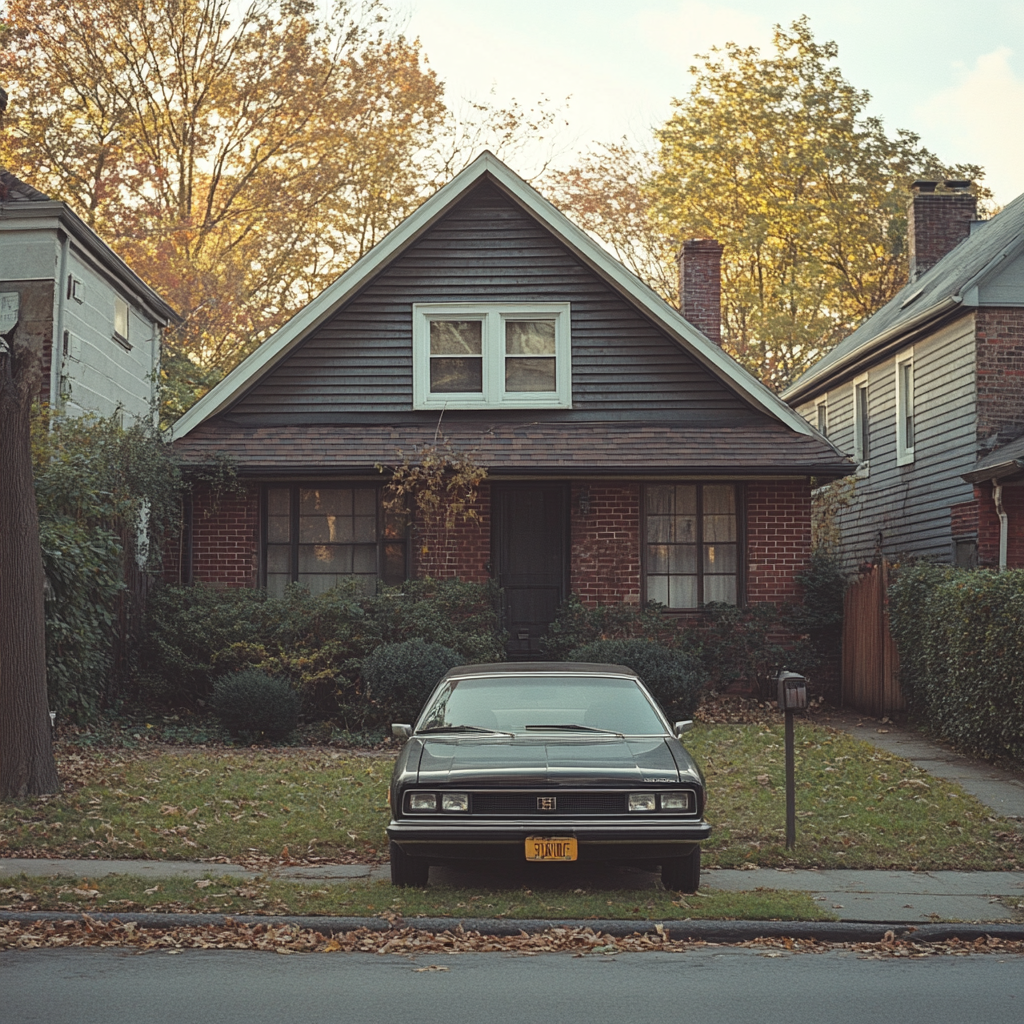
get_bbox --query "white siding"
[978,250,1024,306]
[798,315,977,567]
[0,230,58,280]
[59,247,158,424]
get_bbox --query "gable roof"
[168,151,824,443]
[783,190,1024,405]
[0,168,51,203]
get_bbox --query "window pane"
[267,515,290,543]
[354,515,376,543]
[505,320,555,355]
[646,485,672,515]
[266,574,291,598]
[430,357,483,393]
[704,575,737,605]
[704,514,736,542]
[669,576,698,609]
[298,544,352,573]
[382,542,407,585]
[672,516,697,543]
[670,545,698,574]
[266,545,291,573]
[672,486,697,515]
[704,543,737,574]
[352,544,377,573]
[648,544,669,573]
[505,357,556,392]
[430,320,482,355]
[301,488,351,516]
[647,515,670,543]
[703,485,735,515]
[647,575,669,606]
[267,488,290,516]
[353,488,376,515]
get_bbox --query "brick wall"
[745,480,813,604]
[570,483,641,605]
[950,498,979,539]
[972,482,1024,569]
[975,307,1024,443]
[412,484,491,582]
[163,483,259,587]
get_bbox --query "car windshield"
[416,676,667,736]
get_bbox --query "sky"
[388,0,1024,206]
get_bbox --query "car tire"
[661,846,700,893]
[390,839,430,887]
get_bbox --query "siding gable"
[228,183,754,421]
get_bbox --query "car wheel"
[661,846,700,893]
[390,839,430,887]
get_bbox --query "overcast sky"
[390,0,1024,206]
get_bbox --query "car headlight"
[660,792,693,812]
[628,793,657,812]
[407,792,438,812]
[442,792,469,812]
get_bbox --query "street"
[2,947,1021,1024]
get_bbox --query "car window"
[417,676,667,735]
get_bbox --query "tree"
[548,19,987,391]
[0,0,448,420]
[0,301,62,799]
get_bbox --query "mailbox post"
[776,670,808,850]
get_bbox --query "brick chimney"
[678,238,723,346]
[908,180,977,281]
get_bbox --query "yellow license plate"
[525,836,577,862]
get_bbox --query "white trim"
[895,349,915,466]
[852,372,870,474]
[168,151,826,443]
[814,395,829,438]
[412,302,571,410]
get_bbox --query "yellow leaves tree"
[549,18,987,391]
[0,0,448,420]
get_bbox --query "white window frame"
[114,296,131,348]
[412,302,571,410]
[852,372,870,475]
[895,349,915,466]
[814,395,829,437]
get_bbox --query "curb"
[4,911,1024,943]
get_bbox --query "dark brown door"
[493,485,568,659]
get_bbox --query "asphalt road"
[2,948,1022,1024]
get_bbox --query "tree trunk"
[0,324,61,798]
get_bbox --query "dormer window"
[413,303,571,410]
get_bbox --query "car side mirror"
[674,720,694,737]
[392,723,412,739]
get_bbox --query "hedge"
[889,563,1024,760]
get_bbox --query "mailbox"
[777,670,808,711]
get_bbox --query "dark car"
[386,662,710,892]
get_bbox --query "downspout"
[51,232,71,409]
[992,479,1008,572]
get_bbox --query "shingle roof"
[0,168,51,203]
[172,419,850,477]
[963,434,1024,483]
[783,190,1024,404]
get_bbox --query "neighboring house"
[167,152,849,656]
[783,181,1024,572]
[0,168,178,424]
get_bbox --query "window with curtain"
[644,484,740,609]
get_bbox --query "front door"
[492,485,568,659]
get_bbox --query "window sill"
[112,332,132,352]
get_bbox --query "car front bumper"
[387,817,712,863]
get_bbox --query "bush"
[541,595,688,660]
[362,639,465,723]
[889,564,1024,760]
[566,638,706,719]
[210,669,300,741]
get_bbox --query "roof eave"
[963,459,1024,484]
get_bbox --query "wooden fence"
[841,561,905,717]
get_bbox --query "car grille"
[471,792,629,816]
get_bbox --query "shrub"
[210,669,300,741]
[889,563,1024,760]
[362,639,465,723]
[566,638,706,719]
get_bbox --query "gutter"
[50,231,70,408]
[963,458,1024,484]
[993,480,1009,572]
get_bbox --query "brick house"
[168,152,848,655]
[783,181,1024,572]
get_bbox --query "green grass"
[1,721,1021,875]
[0,873,832,922]
[688,722,1024,870]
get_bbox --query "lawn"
[1,720,1020,876]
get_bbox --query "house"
[167,152,849,656]
[783,181,1024,572]
[0,168,178,424]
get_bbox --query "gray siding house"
[782,182,1024,571]
[0,169,178,424]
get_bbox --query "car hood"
[414,735,682,786]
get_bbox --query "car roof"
[441,662,639,680]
